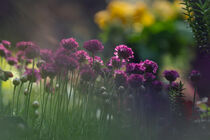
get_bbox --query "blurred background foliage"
[95,0,194,73]
[0,0,194,72]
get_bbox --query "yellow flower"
[140,12,155,26]
[132,2,155,31]
[152,1,177,21]
[108,1,135,24]
[133,2,148,22]
[94,10,111,29]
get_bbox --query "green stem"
[16,83,23,115]
[192,86,197,113]
[12,86,17,116]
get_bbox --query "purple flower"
[127,74,144,88]
[25,44,40,59]
[24,68,40,82]
[152,80,163,92]
[54,54,70,68]
[67,57,78,71]
[88,56,103,65]
[2,40,11,49]
[0,44,7,57]
[7,57,18,66]
[16,41,34,51]
[75,50,89,63]
[108,56,122,69]
[16,51,25,62]
[143,60,158,74]
[189,70,201,84]
[60,37,79,51]
[80,68,96,81]
[40,49,54,63]
[126,63,145,74]
[88,56,104,72]
[114,70,128,87]
[83,39,104,54]
[40,63,56,79]
[163,70,179,82]
[114,45,134,61]
[144,72,156,82]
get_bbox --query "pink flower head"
[163,70,179,82]
[80,68,96,81]
[2,40,11,49]
[16,41,35,51]
[128,74,144,88]
[189,70,201,84]
[83,39,104,54]
[108,56,122,69]
[40,49,54,63]
[114,45,134,61]
[16,51,25,62]
[60,37,79,52]
[88,56,104,72]
[40,63,56,79]
[0,44,8,57]
[144,72,156,82]
[55,47,72,56]
[75,50,89,63]
[88,56,103,65]
[67,57,79,71]
[54,54,70,68]
[126,63,145,74]
[25,43,40,59]
[7,57,18,66]
[24,68,40,82]
[143,59,158,74]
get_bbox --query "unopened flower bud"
[13,78,20,86]
[118,86,125,93]
[32,101,39,109]
[24,89,29,96]
[55,84,59,89]
[20,75,28,83]
[100,86,106,93]
[34,110,39,117]
[101,91,108,98]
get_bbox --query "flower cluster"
[0,38,202,140]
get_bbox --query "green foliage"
[182,0,210,51]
